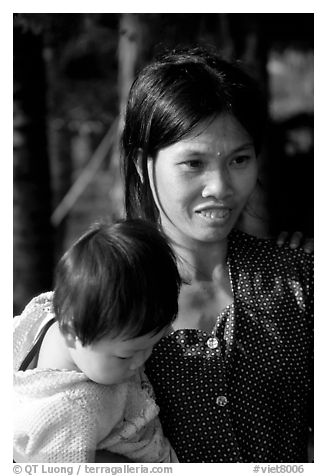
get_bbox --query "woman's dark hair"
[53,219,181,346]
[122,46,267,222]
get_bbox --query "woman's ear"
[137,149,155,188]
[136,148,158,210]
[147,155,154,186]
[147,155,160,210]
[136,149,144,183]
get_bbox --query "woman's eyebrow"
[176,143,254,157]
[175,148,209,158]
[231,143,254,153]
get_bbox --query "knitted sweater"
[13,292,177,463]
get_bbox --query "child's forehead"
[120,329,165,348]
[96,328,166,352]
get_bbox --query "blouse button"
[216,395,228,406]
[207,337,219,349]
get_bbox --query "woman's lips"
[198,208,229,219]
[195,207,231,222]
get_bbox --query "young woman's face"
[69,328,167,385]
[147,114,258,246]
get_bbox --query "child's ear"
[64,332,77,349]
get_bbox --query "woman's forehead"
[159,116,254,157]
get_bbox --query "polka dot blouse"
[145,230,313,463]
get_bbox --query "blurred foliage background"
[13,13,313,314]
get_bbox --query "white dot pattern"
[145,230,313,463]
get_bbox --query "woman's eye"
[117,356,131,360]
[182,159,203,169]
[231,156,251,167]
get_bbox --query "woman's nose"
[201,169,233,200]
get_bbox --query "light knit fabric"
[13,292,177,463]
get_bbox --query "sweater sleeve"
[100,414,178,463]
[14,392,98,463]
[98,372,178,463]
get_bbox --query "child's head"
[53,219,181,384]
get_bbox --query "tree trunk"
[118,13,144,125]
[13,23,54,314]
[106,13,144,221]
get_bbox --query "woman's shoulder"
[229,229,313,270]
[229,229,313,293]
[228,230,313,312]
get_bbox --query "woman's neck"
[173,238,228,284]
[171,238,233,332]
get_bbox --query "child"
[14,219,181,463]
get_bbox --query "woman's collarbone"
[177,282,233,332]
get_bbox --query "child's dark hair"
[53,219,181,346]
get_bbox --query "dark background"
[13,13,314,314]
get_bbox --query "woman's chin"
[193,223,234,244]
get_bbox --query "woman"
[121,47,313,463]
